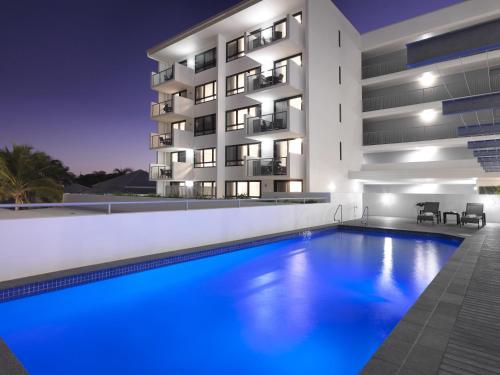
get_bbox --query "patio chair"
[461,203,486,228]
[417,202,441,224]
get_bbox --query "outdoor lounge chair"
[461,203,486,228]
[417,202,441,224]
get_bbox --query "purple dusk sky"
[0,0,463,174]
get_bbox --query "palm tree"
[113,167,134,176]
[0,145,65,206]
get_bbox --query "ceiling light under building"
[419,72,436,87]
[419,109,438,123]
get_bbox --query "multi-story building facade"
[147,0,362,206]
[148,0,500,207]
[355,0,500,196]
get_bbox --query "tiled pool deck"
[0,217,498,374]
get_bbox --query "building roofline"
[146,0,262,57]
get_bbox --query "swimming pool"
[0,228,460,374]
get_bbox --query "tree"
[0,145,66,206]
[113,167,133,175]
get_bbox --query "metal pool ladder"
[361,206,369,225]
[334,204,343,224]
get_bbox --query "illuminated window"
[226,36,245,62]
[226,143,261,166]
[274,180,303,193]
[226,181,261,198]
[195,48,216,73]
[194,148,216,168]
[293,12,302,24]
[226,105,260,131]
[226,68,260,96]
[195,81,217,104]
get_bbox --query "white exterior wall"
[305,0,363,216]
[0,202,336,283]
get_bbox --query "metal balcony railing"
[151,100,173,117]
[247,157,288,176]
[363,75,500,112]
[150,134,173,149]
[151,66,174,87]
[247,111,288,134]
[247,66,287,92]
[363,124,458,145]
[362,53,408,79]
[247,22,287,51]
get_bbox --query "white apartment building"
[147,0,500,216]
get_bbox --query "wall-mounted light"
[419,109,437,123]
[419,72,436,87]
[185,180,194,188]
[328,182,336,192]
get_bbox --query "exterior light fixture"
[419,109,437,123]
[419,72,436,87]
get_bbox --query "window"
[226,68,260,96]
[226,36,245,62]
[171,120,186,131]
[195,81,217,104]
[194,114,216,136]
[179,59,188,66]
[226,143,261,166]
[340,141,342,161]
[274,53,302,69]
[274,95,303,113]
[293,12,302,24]
[226,105,260,131]
[225,181,261,198]
[248,19,287,51]
[195,48,216,73]
[339,103,342,123]
[194,148,216,168]
[274,180,303,193]
[171,151,186,163]
[339,66,342,85]
[194,181,216,198]
[338,30,341,47]
[274,138,303,158]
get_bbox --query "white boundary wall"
[0,202,347,283]
[363,193,500,223]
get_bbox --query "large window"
[195,48,216,73]
[194,181,216,198]
[225,143,261,166]
[195,81,217,104]
[274,180,303,193]
[171,120,186,131]
[225,181,261,198]
[274,138,303,157]
[274,53,302,69]
[170,151,186,163]
[226,68,260,96]
[274,95,303,113]
[194,114,216,136]
[226,36,245,62]
[194,148,216,168]
[226,105,260,131]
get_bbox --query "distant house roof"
[89,170,156,194]
[64,183,91,194]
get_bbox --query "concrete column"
[216,34,227,198]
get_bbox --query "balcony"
[151,62,194,94]
[245,61,304,102]
[363,75,500,112]
[245,154,304,179]
[150,128,193,151]
[246,107,305,141]
[245,15,304,64]
[149,162,193,181]
[151,95,193,122]
[363,124,458,146]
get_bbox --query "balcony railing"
[247,111,288,134]
[362,53,408,79]
[151,100,173,117]
[150,165,172,180]
[247,22,287,51]
[247,66,287,92]
[363,124,458,145]
[247,157,288,176]
[150,134,173,149]
[151,66,174,87]
[363,75,500,112]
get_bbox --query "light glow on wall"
[328,182,336,192]
[419,109,437,123]
[381,193,395,206]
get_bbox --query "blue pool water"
[0,229,460,374]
